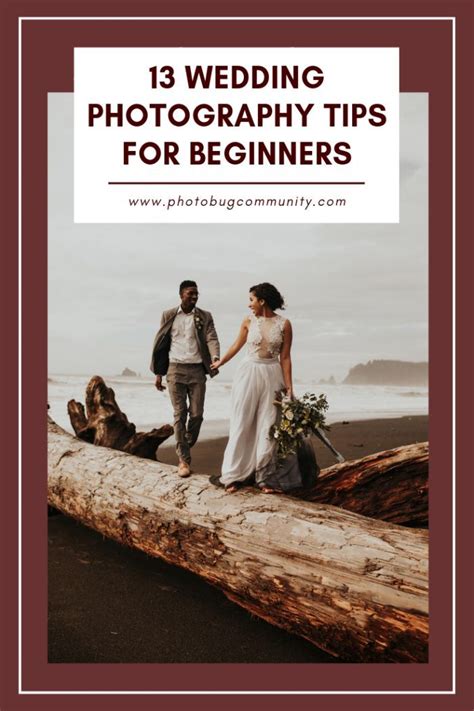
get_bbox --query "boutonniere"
[194,314,203,331]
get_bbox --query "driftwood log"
[68,376,428,528]
[48,417,428,662]
[67,375,173,459]
[297,443,428,528]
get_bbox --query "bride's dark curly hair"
[249,282,286,311]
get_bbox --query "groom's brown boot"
[178,460,191,478]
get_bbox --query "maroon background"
[1,1,473,709]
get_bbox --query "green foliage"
[270,392,330,461]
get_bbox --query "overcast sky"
[48,93,427,381]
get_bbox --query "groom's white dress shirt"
[168,307,202,364]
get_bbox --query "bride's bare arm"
[210,318,249,369]
[279,319,294,398]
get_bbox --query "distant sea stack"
[121,367,137,377]
[343,360,428,386]
[318,376,337,385]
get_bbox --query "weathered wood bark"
[67,375,173,459]
[48,418,428,662]
[296,443,428,528]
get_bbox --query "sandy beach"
[48,414,428,663]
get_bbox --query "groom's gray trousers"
[166,362,206,464]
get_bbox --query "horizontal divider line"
[108,181,366,185]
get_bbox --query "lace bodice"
[246,314,286,359]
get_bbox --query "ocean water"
[48,373,428,439]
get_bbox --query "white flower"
[286,411,294,421]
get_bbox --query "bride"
[211,282,305,494]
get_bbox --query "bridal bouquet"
[270,392,329,462]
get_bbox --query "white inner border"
[18,14,456,697]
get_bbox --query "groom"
[150,280,220,477]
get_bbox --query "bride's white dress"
[220,314,303,490]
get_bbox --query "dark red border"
[1,1,473,709]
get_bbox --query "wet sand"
[48,415,428,663]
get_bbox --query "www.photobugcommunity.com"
[128,195,348,211]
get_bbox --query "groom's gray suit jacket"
[150,306,220,377]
